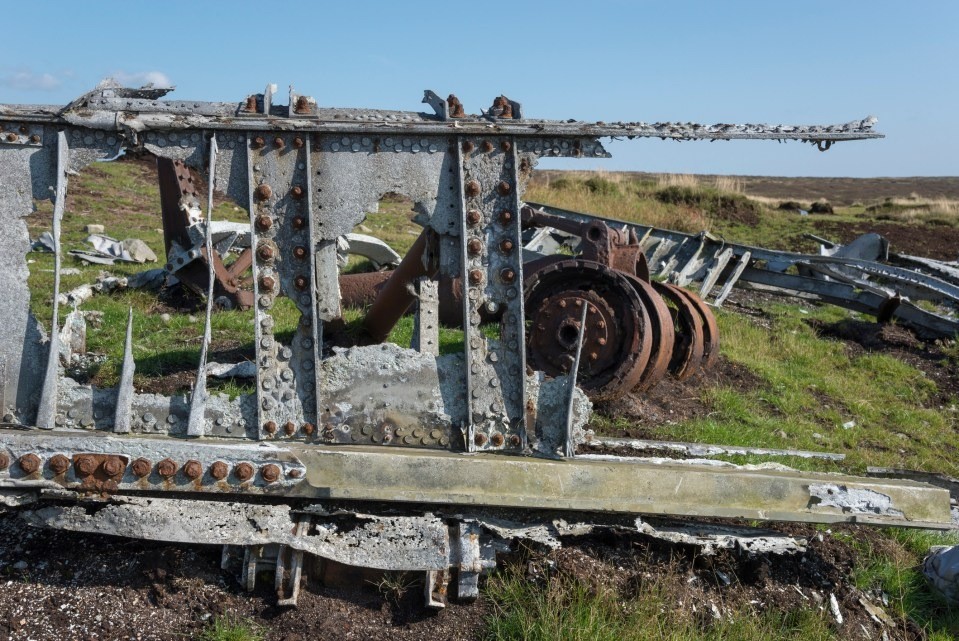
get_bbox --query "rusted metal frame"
[36,131,69,429]
[187,134,218,437]
[564,303,589,457]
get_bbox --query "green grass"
[485,564,838,641]
[196,615,263,641]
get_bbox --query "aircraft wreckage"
[0,82,952,606]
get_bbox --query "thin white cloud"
[109,70,173,88]
[0,70,62,91]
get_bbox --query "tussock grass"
[197,615,264,641]
[864,196,959,227]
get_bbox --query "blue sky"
[1,1,955,177]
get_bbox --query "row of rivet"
[0,452,294,483]
[1,123,43,146]
[321,420,451,448]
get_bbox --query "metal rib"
[113,307,135,433]
[36,131,69,429]
[187,134,218,437]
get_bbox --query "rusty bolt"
[234,462,254,482]
[0,452,10,470]
[252,136,266,149]
[48,454,70,475]
[5,133,17,143]
[288,469,302,479]
[293,246,307,260]
[210,461,228,480]
[499,239,514,253]
[29,134,41,144]
[481,140,494,153]
[183,460,203,480]
[291,185,304,199]
[244,95,258,113]
[131,458,152,478]
[498,209,513,224]
[302,422,315,436]
[501,140,512,152]
[462,141,475,153]
[466,209,482,226]
[260,275,276,291]
[284,420,296,436]
[261,464,280,483]
[589,352,599,361]
[292,136,305,149]
[255,183,273,201]
[465,180,481,198]
[291,216,306,230]
[102,457,124,478]
[467,238,484,256]
[497,181,512,196]
[273,136,285,150]
[75,454,98,477]
[558,300,568,308]
[500,268,516,283]
[18,454,40,475]
[491,433,505,447]
[263,420,277,434]
[474,433,488,447]
[597,320,607,329]
[509,434,521,447]
[156,458,178,479]
[293,275,308,290]
[255,214,273,231]
[294,95,311,114]
[468,269,484,285]
[257,243,275,262]
[598,337,607,346]
[19,126,27,134]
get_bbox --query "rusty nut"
[156,458,178,479]
[498,209,513,225]
[500,268,516,283]
[468,269,484,285]
[102,457,125,478]
[273,136,285,150]
[293,246,308,260]
[48,454,70,475]
[302,422,315,436]
[497,181,512,196]
[263,421,277,435]
[255,214,273,232]
[291,185,304,199]
[284,421,296,436]
[474,433,488,447]
[462,141,475,153]
[465,180,481,198]
[466,209,482,226]
[499,239,514,253]
[292,136,305,148]
[260,275,276,291]
[500,140,512,152]
[183,460,203,480]
[256,243,275,262]
[481,140,494,153]
[252,135,265,148]
[210,461,229,480]
[490,433,505,447]
[467,238,484,256]
[292,216,306,230]
[293,275,308,290]
[0,452,10,470]
[131,458,152,478]
[255,183,273,201]
[74,454,98,477]
[234,462,254,482]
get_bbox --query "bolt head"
[500,268,516,283]
[49,454,70,475]
[509,434,521,447]
[293,246,307,260]
[234,462,254,482]
[101,457,124,478]
[499,239,514,253]
[29,134,41,144]
[260,275,276,291]
[291,185,304,199]
[75,454,97,477]
[497,181,512,196]
[468,269,484,285]
[261,464,281,483]
[474,433,488,447]
[210,461,228,480]
[465,180,481,198]
[252,136,265,148]
[466,210,482,226]
[500,140,512,152]
[284,421,296,436]
[183,460,203,480]
[292,136,305,148]
[292,216,306,230]
[498,210,513,225]
[256,243,275,262]
[156,458,178,479]
[467,238,484,256]
[481,140,494,153]
[263,420,277,434]
[462,141,475,153]
[273,137,285,149]
[490,433,505,447]
[293,275,308,290]
[288,469,302,479]
[6,133,17,143]
[302,422,315,436]
[0,452,10,470]
[255,184,273,201]
[255,215,273,231]
[131,458,152,478]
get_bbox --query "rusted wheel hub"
[652,281,706,381]
[523,259,652,401]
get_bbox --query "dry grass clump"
[864,196,959,227]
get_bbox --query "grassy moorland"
[25,157,959,640]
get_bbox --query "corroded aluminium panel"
[290,445,954,529]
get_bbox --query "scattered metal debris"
[0,81,949,608]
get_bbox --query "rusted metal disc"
[523,259,652,401]
[623,275,675,391]
[673,287,720,372]
[651,281,706,381]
